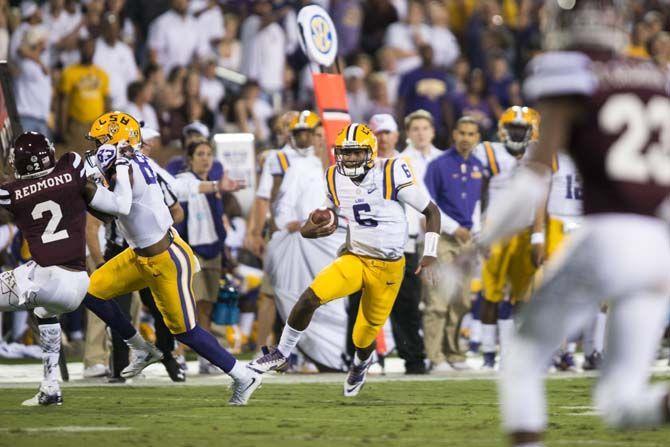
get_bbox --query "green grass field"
[1,377,669,447]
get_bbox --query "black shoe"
[405,362,427,375]
[107,376,127,384]
[583,351,603,371]
[163,356,186,382]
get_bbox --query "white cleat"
[247,346,289,374]
[228,369,263,406]
[121,344,163,378]
[343,357,373,397]
[22,383,62,406]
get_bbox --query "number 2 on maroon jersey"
[31,200,69,244]
[600,94,670,185]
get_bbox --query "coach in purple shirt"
[421,116,483,372]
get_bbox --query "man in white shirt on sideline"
[13,26,52,137]
[148,0,199,74]
[369,113,429,374]
[10,2,48,66]
[93,13,140,109]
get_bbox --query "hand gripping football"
[310,208,337,227]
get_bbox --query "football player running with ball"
[249,123,441,396]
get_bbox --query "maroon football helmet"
[10,132,56,179]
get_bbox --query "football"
[310,208,336,227]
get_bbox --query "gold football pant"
[88,232,199,334]
[310,253,405,349]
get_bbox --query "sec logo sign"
[310,15,333,54]
[298,5,338,66]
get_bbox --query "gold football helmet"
[497,106,540,156]
[334,123,377,177]
[289,110,321,132]
[87,111,142,149]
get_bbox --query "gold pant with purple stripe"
[88,231,199,334]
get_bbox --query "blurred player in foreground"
[454,1,670,445]
[249,123,441,396]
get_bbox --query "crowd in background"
[1,0,670,376]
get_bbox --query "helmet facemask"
[500,122,532,156]
[290,128,315,156]
[335,145,373,177]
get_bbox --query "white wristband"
[530,232,545,245]
[423,232,439,258]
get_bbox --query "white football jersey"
[325,157,430,260]
[256,145,312,200]
[473,141,526,211]
[548,152,583,219]
[117,153,174,249]
[273,154,326,230]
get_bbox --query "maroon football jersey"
[525,51,670,216]
[0,152,88,270]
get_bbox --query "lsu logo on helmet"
[87,111,142,149]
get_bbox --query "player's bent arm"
[86,165,133,216]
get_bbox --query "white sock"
[228,360,251,381]
[594,311,607,353]
[277,324,303,357]
[498,319,515,365]
[125,333,148,350]
[39,323,61,384]
[239,312,255,337]
[482,323,497,354]
[470,319,482,344]
[13,310,28,342]
[566,341,577,354]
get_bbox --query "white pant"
[500,214,670,432]
[0,261,90,319]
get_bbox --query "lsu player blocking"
[472,106,541,369]
[249,123,441,395]
[81,111,261,405]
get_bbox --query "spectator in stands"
[397,45,455,146]
[239,0,286,97]
[361,0,398,55]
[376,46,401,105]
[365,73,394,120]
[233,80,273,144]
[218,13,242,71]
[200,57,225,115]
[10,1,45,64]
[191,0,225,60]
[42,0,81,68]
[344,66,370,123]
[14,26,51,137]
[106,0,136,46]
[125,80,159,131]
[627,20,652,59]
[427,0,460,69]
[485,52,521,118]
[384,0,431,74]
[148,0,199,73]
[93,12,139,109]
[332,0,363,58]
[423,116,483,372]
[450,68,494,139]
[57,35,110,152]
[649,31,670,69]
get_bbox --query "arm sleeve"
[256,152,278,200]
[396,182,430,214]
[88,165,133,216]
